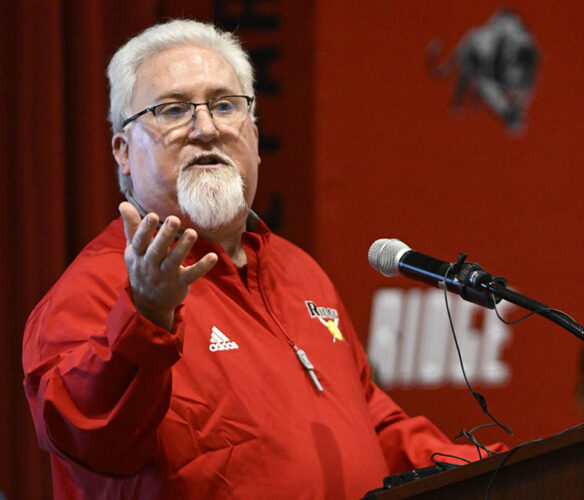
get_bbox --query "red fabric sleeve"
[368,383,507,472]
[22,250,183,476]
[339,298,507,474]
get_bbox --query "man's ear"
[252,123,261,166]
[112,132,130,175]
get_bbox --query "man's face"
[112,44,260,231]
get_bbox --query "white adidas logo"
[209,326,239,352]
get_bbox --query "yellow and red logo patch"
[305,300,344,342]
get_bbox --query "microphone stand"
[481,280,584,342]
[453,252,584,342]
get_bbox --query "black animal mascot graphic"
[427,9,539,132]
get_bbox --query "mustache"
[180,150,237,170]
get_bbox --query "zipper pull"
[295,347,324,392]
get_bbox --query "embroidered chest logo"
[304,301,344,342]
[209,326,239,351]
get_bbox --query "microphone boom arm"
[480,280,584,342]
[431,251,584,342]
[451,253,584,342]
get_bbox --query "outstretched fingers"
[132,214,160,256]
[145,216,181,263]
[118,204,218,329]
[160,227,198,272]
[119,201,144,245]
[179,252,218,285]
[136,218,219,284]
[119,201,160,256]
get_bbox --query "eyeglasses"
[122,95,254,130]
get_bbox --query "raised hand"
[119,201,218,330]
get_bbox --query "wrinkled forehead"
[131,44,242,108]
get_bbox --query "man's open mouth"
[183,152,233,169]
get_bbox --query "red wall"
[313,0,584,447]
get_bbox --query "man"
[23,19,504,499]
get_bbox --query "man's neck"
[196,220,248,267]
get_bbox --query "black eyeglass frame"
[121,94,254,128]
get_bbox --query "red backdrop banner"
[313,0,584,449]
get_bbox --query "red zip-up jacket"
[23,216,504,499]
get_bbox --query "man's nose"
[188,108,219,142]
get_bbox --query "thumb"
[119,201,142,244]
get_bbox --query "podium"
[368,424,584,499]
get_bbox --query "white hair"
[107,19,255,194]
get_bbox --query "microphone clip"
[450,254,508,309]
[451,253,469,276]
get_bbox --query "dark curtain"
[2,0,314,496]
[1,2,213,497]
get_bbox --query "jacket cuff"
[106,287,184,370]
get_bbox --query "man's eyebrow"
[155,87,241,102]
[155,91,190,102]
[207,87,240,98]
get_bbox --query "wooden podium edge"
[370,423,584,499]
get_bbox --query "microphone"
[368,238,507,308]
